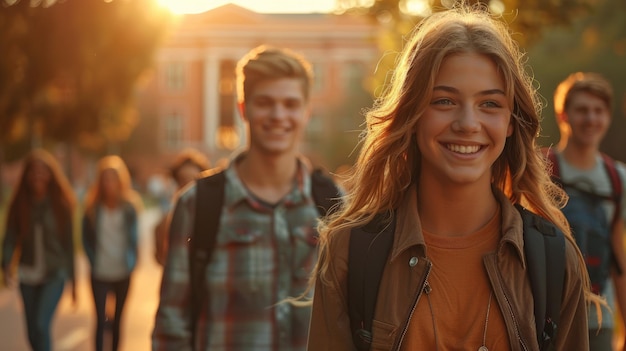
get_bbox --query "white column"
[203,55,220,153]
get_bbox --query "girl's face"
[415,52,513,188]
[28,159,52,199]
[101,168,122,203]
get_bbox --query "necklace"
[478,292,493,351]
[426,283,493,351]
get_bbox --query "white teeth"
[266,127,288,134]
[447,144,480,154]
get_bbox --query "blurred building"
[127,4,380,182]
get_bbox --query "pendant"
[478,347,488,351]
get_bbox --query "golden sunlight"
[156,0,335,14]
[156,0,223,14]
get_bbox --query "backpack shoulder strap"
[348,213,395,350]
[516,204,565,351]
[600,153,623,223]
[310,168,341,217]
[189,169,226,348]
[600,153,624,276]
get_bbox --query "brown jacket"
[308,187,589,351]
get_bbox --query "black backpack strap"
[311,168,341,217]
[348,213,395,350]
[186,168,337,347]
[189,170,226,349]
[516,204,565,351]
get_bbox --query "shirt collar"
[223,154,313,210]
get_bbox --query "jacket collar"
[389,184,526,267]
[389,184,425,262]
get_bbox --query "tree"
[527,0,626,162]
[0,0,172,160]
[334,0,596,94]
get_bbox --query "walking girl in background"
[82,155,142,351]
[308,5,593,351]
[1,149,76,351]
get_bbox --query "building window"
[343,61,364,90]
[164,112,184,149]
[219,60,236,128]
[165,62,185,91]
[312,62,324,92]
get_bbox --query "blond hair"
[236,45,313,103]
[553,72,613,148]
[84,155,143,218]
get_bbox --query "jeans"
[90,275,131,351]
[19,275,65,351]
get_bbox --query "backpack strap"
[187,168,340,348]
[347,206,566,351]
[549,150,623,276]
[348,213,395,350]
[189,170,226,349]
[311,168,342,217]
[600,153,624,276]
[548,149,621,216]
[600,153,623,228]
[516,204,565,351]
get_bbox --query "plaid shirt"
[153,159,321,351]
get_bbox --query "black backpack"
[547,150,623,295]
[187,168,340,349]
[348,205,565,351]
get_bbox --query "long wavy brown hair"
[84,155,142,220]
[314,4,597,307]
[7,149,76,243]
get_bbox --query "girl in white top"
[82,155,142,351]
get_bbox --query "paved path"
[0,208,163,351]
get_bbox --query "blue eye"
[481,101,501,108]
[432,98,453,105]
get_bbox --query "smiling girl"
[307,5,592,351]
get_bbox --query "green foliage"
[335,0,596,94]
[0,0,172,158]
[334,0,625,162]
[527,0,626,161]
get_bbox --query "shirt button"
[409,257,418,267]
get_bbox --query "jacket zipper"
[495,259,529,351]
[394,260,432,351]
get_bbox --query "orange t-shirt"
[401,209,511,351]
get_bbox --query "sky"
[156,0,338,14]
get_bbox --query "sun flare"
[156,0,336,14]
[156,0,226,14]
